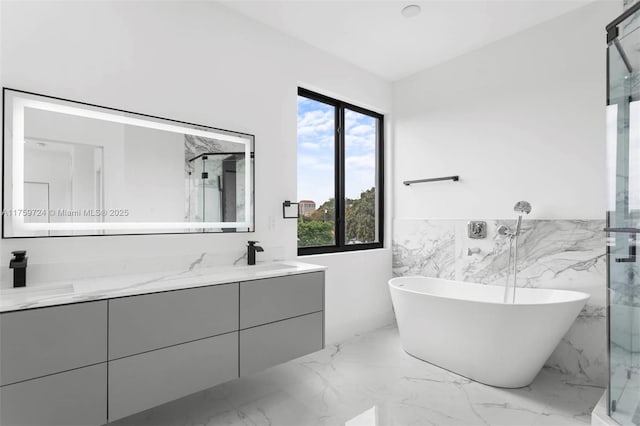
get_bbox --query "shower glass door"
[191,155,223,223]
[607,5,640,424]
[187,153,245,228]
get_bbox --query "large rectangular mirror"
[2,88,254,237]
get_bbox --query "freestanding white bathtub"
[389,276,589,388]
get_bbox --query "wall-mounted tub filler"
[467,247,481,256]
[497,201,532,304]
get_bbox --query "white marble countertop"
[0,261,327,313]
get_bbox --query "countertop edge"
[0,261,328,313]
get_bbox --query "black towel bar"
[403,176,459,186]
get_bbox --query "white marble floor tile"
[111,325,604,426]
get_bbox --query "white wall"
[24,148,72,218]
[393,1,620,221]
[391,1,621,386]
[23,107,186,223]
[122,126,184,222]
[0,1,394,343]
[22,106,127,228]
[71,144,98,215]
[301,249,394,346]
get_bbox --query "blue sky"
[297,96,377,206]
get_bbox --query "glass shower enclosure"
[187,153,246,229]
[607,4,640,424]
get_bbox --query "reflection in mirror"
[3,89,254,237]
[185,136,247,228]
[23,138,104,236]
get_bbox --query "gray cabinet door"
[240,312,323,376]
[109,283,239,359]
[108,331,238,422]
[0,363,107,426]
[240,272,324,329]
[0,301,107,386]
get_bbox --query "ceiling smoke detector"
[401,4,421,18]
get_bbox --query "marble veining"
[110,325,604,426]
[393,218,607,386]
[184,135,249,223]
[0,260,326,313]
[185,135,244,164]
[458,221,605,293]
[392,220,456,279]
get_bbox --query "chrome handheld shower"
[499,201,532,304]
[513,201,531,236]
[513,200,532,214]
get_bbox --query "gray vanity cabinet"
[239,271,325,376]
[108,332,238,421]
[240,312,323,376]
[108,283,239,359]
[0,301,107,386]
[0,301,108,426]
[107,282,239,421]
[0,269,325,425]
[240,271,324,328]
[0,363,107,426]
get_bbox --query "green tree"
[297,218,334,247]
[346,188,376,243]
[297,188,376,247]
[308,198,335,223]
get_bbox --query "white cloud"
[297,97,380,203]
[344,111,376,150]
[344,110,361,131]
[299,142,321,150]
[299,134,334,150]
[346,154,376,172]
[299,154,333,171]
[349,124,374,136]
[297,97,312,107]
[298,109,333,129]
[297,108,335,150]
[346,134,375,150]
[345,154,377,199]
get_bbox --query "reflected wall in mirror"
[2,88,255,237]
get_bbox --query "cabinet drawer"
[108,331,238,422]
[0,363,107,426]
[0,301,107,386]
[240,272,324,329]
[240,312,323,376]
[109,283,238,359]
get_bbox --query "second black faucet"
[9,250,28,287]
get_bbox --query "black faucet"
[9,250,28,288]
[247,241,264,265]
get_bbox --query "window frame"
[297,87,384,255]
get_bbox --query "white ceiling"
[220,0,595,81]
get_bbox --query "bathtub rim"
[389,276,590,307]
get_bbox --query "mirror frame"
[2,88,255,238]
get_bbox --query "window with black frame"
[297,88,384,255]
